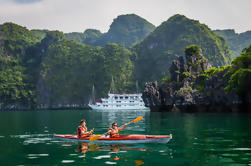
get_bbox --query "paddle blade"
[132,116,143,123]
[89,135,102,141]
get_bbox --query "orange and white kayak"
[53,134,172,144]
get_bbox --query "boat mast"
[109,76,117,94]
[91,84,96,104]
[136,80,139,93]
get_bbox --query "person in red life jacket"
[106,122,127,138]
[77,120,94,138]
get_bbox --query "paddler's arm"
[82,128,94,135]
[81,131,89,134]
[105,129,112,136]
[118,124,127,131]
[88,128,94,135]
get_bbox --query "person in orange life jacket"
[77,120,94,138]
[106,122,127,138]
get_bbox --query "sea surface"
[0,109,251,166]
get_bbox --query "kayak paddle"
[89,116,143,142]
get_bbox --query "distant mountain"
[82,29,103,45]
[64,32,85,43]
[65,29,102,45]
[31,29,48,41]
[65,14,155,47]
[95,14,155,47]
[214,29,251,58]
[132,14,232,84]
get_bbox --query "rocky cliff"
[143,45,251,112]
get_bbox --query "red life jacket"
[77,126,87,138]
[108,127,119,138]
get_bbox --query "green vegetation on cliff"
[38,36,134,105]
[0,22,38,58]
[0,58,36,108]
[133,14,232,84]
[185,45,202,56]
[0,23,136,108]
[191,45,251,102]
[0,23,39,108]
[225,45,251,97]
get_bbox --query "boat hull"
[53,134,172,144]
[89,104,149,110]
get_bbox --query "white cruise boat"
[88,93,148,110]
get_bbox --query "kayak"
[53,134,172,144]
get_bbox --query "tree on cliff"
[184,45,202,56]
[225,45,251,107]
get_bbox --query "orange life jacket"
[109,127,120,138]
[77,126,88,138]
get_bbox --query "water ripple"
[233,148,251,151]
[61,160,75,163]
[105,161,117,165]
[94,155,111,159]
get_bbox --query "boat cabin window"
[114,96,118,100]
[120,96,123,99]
[125,96,128,99]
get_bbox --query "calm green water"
[0,110,251,166]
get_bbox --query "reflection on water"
[74,142,152,164]
[76,142,150,154]
[77,143,99,153]
[0,110,251,165]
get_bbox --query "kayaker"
[77,120,94,138]
[106,122,127,138]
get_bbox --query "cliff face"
[142,47,250,112]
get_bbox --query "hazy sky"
[0,0,250,33]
